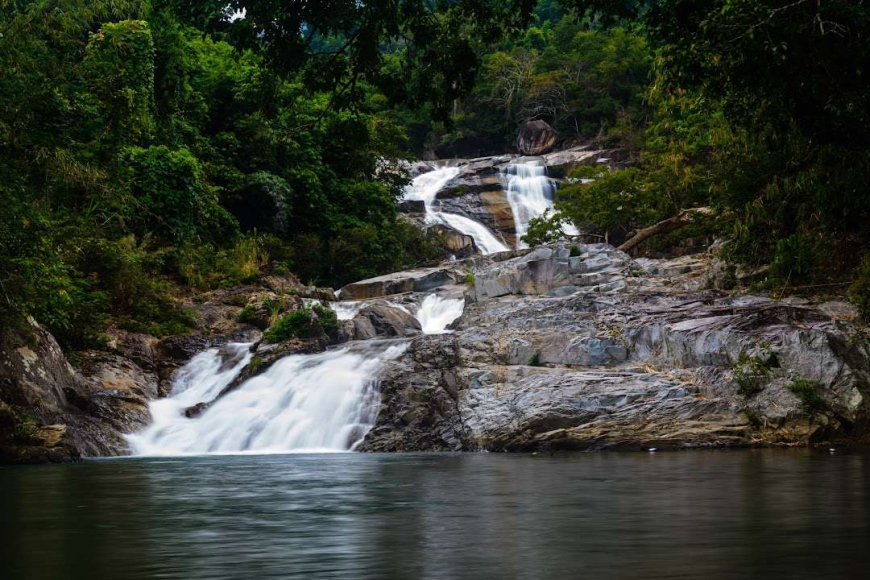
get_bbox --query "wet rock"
[354,304,422,339]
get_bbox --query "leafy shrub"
[264,309,312,342]
[789,379,826,411]
[770,232,821,285]
[568,165,599,180]
[556,168,659,243]
[236,305,258,325]
[733,345,779,397]
[263,305,338,342]
[311,304,339,334]
[849,255,870,320]
[122,145,237,245]
[569,245,582,257]
[528,352,543,367]
[522,209,567,247]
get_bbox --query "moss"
[569,245,582,257]
[248,355,264,374]
[311,304,339,334]
[465,271,476,286]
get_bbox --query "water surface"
[2,450,869,579]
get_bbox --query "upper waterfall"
[502,160,579,249]
[403,167,509,255]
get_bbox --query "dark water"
[2,450,870,579]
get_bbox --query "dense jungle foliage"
[2,0,869,352]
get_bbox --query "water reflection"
[2,450,869,579]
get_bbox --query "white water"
[404,167,509,255]
[416,294,465,334]
[127,342,408,455]
[330,301,365,320]
[502,161,579,249]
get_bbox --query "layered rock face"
[359,243,870,451]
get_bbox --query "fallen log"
[618,207,714,253]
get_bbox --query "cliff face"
[359,244,870,451]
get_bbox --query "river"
[2,450,869,579]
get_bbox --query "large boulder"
[516,120,558,155]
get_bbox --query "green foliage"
[733,346,779,398]
[83,20,156,145]
[528,352,543,367]
[523,209,568,247]
[310,304,339,335]
[569,245,582,257]
[557,168,660,243]
[849,256,870,320]
[264,309,312,343]
[263,304,338,343]
[743,408,762,428]
[123,145,235,244]
[568,166,599,180]
[236,305,258,325]
[789,379,826,411]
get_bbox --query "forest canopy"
[2,0,869,352]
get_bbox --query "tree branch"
[618,207,714,253]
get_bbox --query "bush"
[770,232,822,285]
[733,346,779,397]
[122,145,237,245]
[528,352,543,366]
[568,165,600,180]
[522,209,568,247]
[789,378,826,411]
[263,305,338,342]
[264,309,312,342]
[849,256,870,320]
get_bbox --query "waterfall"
[416,294,465,334]
[127,341,408,455]
[502,161,579,249]
[404,167,509,255]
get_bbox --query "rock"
[398,199,426,214]
[516,120,558,155]
[429,224,479,258]
[354,304,422,339]
[360,242,870,452]
[339,265,463,299]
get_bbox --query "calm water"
[2,450,869,579]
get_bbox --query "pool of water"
[2,450,869,579]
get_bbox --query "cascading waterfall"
[502,160,579,249]
[404,167,509,255]
[127,341,408,455]
[415,294,465,334]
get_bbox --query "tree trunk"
[618,207,714,254]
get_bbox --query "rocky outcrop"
[359,242,870,452]
[516,120,558,155]
[339,265,464,300]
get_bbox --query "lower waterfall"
[127,341,408,456]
